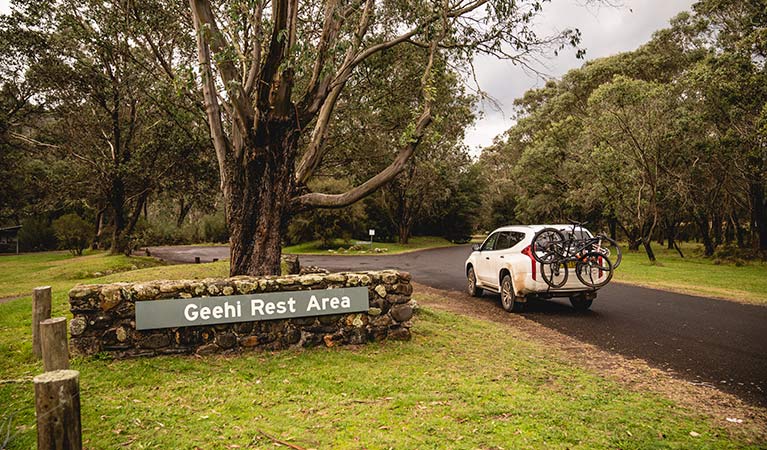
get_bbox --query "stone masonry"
[68,270,414,358]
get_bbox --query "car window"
[495,232,511,250]
[508,232,525,247]
[481,232,499,251]
[562,229,591,240]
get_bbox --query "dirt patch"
[0,295,23,305]
[412,282,767,444]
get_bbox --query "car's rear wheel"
[467,266,483,297]
[570,293,593,311]
[500,274,525,312]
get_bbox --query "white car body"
[465,225,603,306]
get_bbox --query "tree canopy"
[479,0,767,260]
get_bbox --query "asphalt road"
[148,244,767,406]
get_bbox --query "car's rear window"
[562,230,591,240]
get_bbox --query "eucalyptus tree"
[2,0,210,254]
[684,0,767,252]
[187,0,586,275]
[315,43,476,244]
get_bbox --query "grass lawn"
[614,242,767,305]
[283,236,455,255]
[0,252,762,448]
[0,250,161,299]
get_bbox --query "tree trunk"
[109,177,127,255]
[673,240,684,258]
[733,212,745,248]
[397,201,412,245]
[642,238,656,262]
[121,190,150,255]
[695,215,715,256]
[617,222,640,250]
[750,178,767,252]
[92,209,104,250]
[608,217,617,242]
[665,220,676,250]
[712,211,723,247]
[177,197,193,228]
[227,127,299,276]
[398,223,411,245]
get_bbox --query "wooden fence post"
[32,286,52,359]
[40,317,69,371]
[34,370,82,450]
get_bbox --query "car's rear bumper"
[513,272,600,297]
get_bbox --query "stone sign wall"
[68,270,414,358]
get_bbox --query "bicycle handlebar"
[566,218,588,227]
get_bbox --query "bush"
[135,211,229,247]
[199,212,228,243]
[287,179,366,248]
[52,213,91,255]
[18,216,57,252]
[713,245,760,263]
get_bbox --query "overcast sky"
[464,0,696,153]
[0,0,696,152]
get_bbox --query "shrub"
[18,216,57,252]
[134,211,229,247]
[287,179,366,248]
[713,245,760,263]
[52,213,91,255]
[199,212,228,243]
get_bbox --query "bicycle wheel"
[575,252,613,288]
[540,261,569,288]
[531,228,566,264]
[594,236,622,269]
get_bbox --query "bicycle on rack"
[530,221,622,289]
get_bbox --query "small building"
[0,225,22,254]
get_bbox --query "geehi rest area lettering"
[135,286,369,330]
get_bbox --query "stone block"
[390,304,414,323]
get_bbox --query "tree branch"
[293,27,443,210]
[190,0,255,137]
[257,0,299,115]
[190,0,232,191]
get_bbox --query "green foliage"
[418,163,484,243]
[17,216,56,251]
[321,44,479,244]
[136,210,229,246]
[1,0,214,254]
[480,0,767,259]
[288,179,366,248]
[52,213,91,255]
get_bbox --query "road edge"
[412,282,767,443]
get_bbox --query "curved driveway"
[148,244,767,406]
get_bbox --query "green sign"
[135,287,369,330]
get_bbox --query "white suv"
[465,225,601,312]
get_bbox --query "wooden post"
[40,317,69,371]
[32,286,52,359]
[34,370,82,450]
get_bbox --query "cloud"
[464,0,697,152]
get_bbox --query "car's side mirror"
[471,243,481,252]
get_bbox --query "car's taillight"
[521,245,536,280]
[598,255,603,278]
